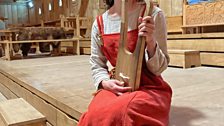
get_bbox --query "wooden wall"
[28,0,100,25]
[159,0,183,16]
[28,0,70,24]
[0,0,182,26]
[0,3,29,26]
[185,0,224,25]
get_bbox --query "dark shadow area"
[201,65,224,68]
[169,106,206,126]
[1,52,76,61]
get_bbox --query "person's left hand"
[138,16,156,57]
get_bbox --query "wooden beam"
[0,98,46,126]
[167,39,224,52]
[79,0,89,17]
[0,83,17,100]
[168,33,224,39]
[201,53,224,67]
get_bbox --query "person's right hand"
[101,80,132,96]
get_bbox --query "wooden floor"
[0,55,95,126]
[0,56,223,126]
[164,67,224,126]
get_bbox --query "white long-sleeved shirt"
[90,6,169,89]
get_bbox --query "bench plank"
[168,33,224,39]
[0,38,79,44]
[167,39,224,52]
[0,92,7,102]
[0,98,46,126]
[201,53,224,67]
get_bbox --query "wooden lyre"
[115,0,154,91]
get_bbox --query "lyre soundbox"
[115,0,154,91]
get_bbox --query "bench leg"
[9,43,14,58]
[5,43,11,61]
[57,42,61,55]
[35,43,42,54]
[73,40,80,55]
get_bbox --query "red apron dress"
[78,15,172,126]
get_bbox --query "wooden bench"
[61,37,91,55]
[182,23,224,34]
[168,50,201,69]
[60,16,92,54]
[0,38,80,61]
[16,16,92,56]
[0,98,46,126]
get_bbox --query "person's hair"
[105,0,145,9]
[105,0,114,9]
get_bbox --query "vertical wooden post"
[79,0,89,17]
[35,43,41,54]
[73,39,80,55]
[75,15,80,38]
[60,15,65,28]
[58,41,62,55]
[40,20,44,27]
[183,0,186,26]
[5,41,10,61]
[182,0,187,34]
[9,33,13,58]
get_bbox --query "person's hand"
[138,16,156,57]
[101,80,132,95]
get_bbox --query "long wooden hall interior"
[0,0,224,126]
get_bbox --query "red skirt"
[78,85,172,126]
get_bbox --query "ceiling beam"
[79,0,89,17]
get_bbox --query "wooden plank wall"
[0,3,29,26]
[185,0,224,25]
[28,0,98,25]
[0,0,180,26]
[159,0,183,16]
[0,0,104,26]
[28,0,70,24]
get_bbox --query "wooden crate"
[168,50,201,69]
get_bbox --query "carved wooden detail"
[185,0,224,25]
